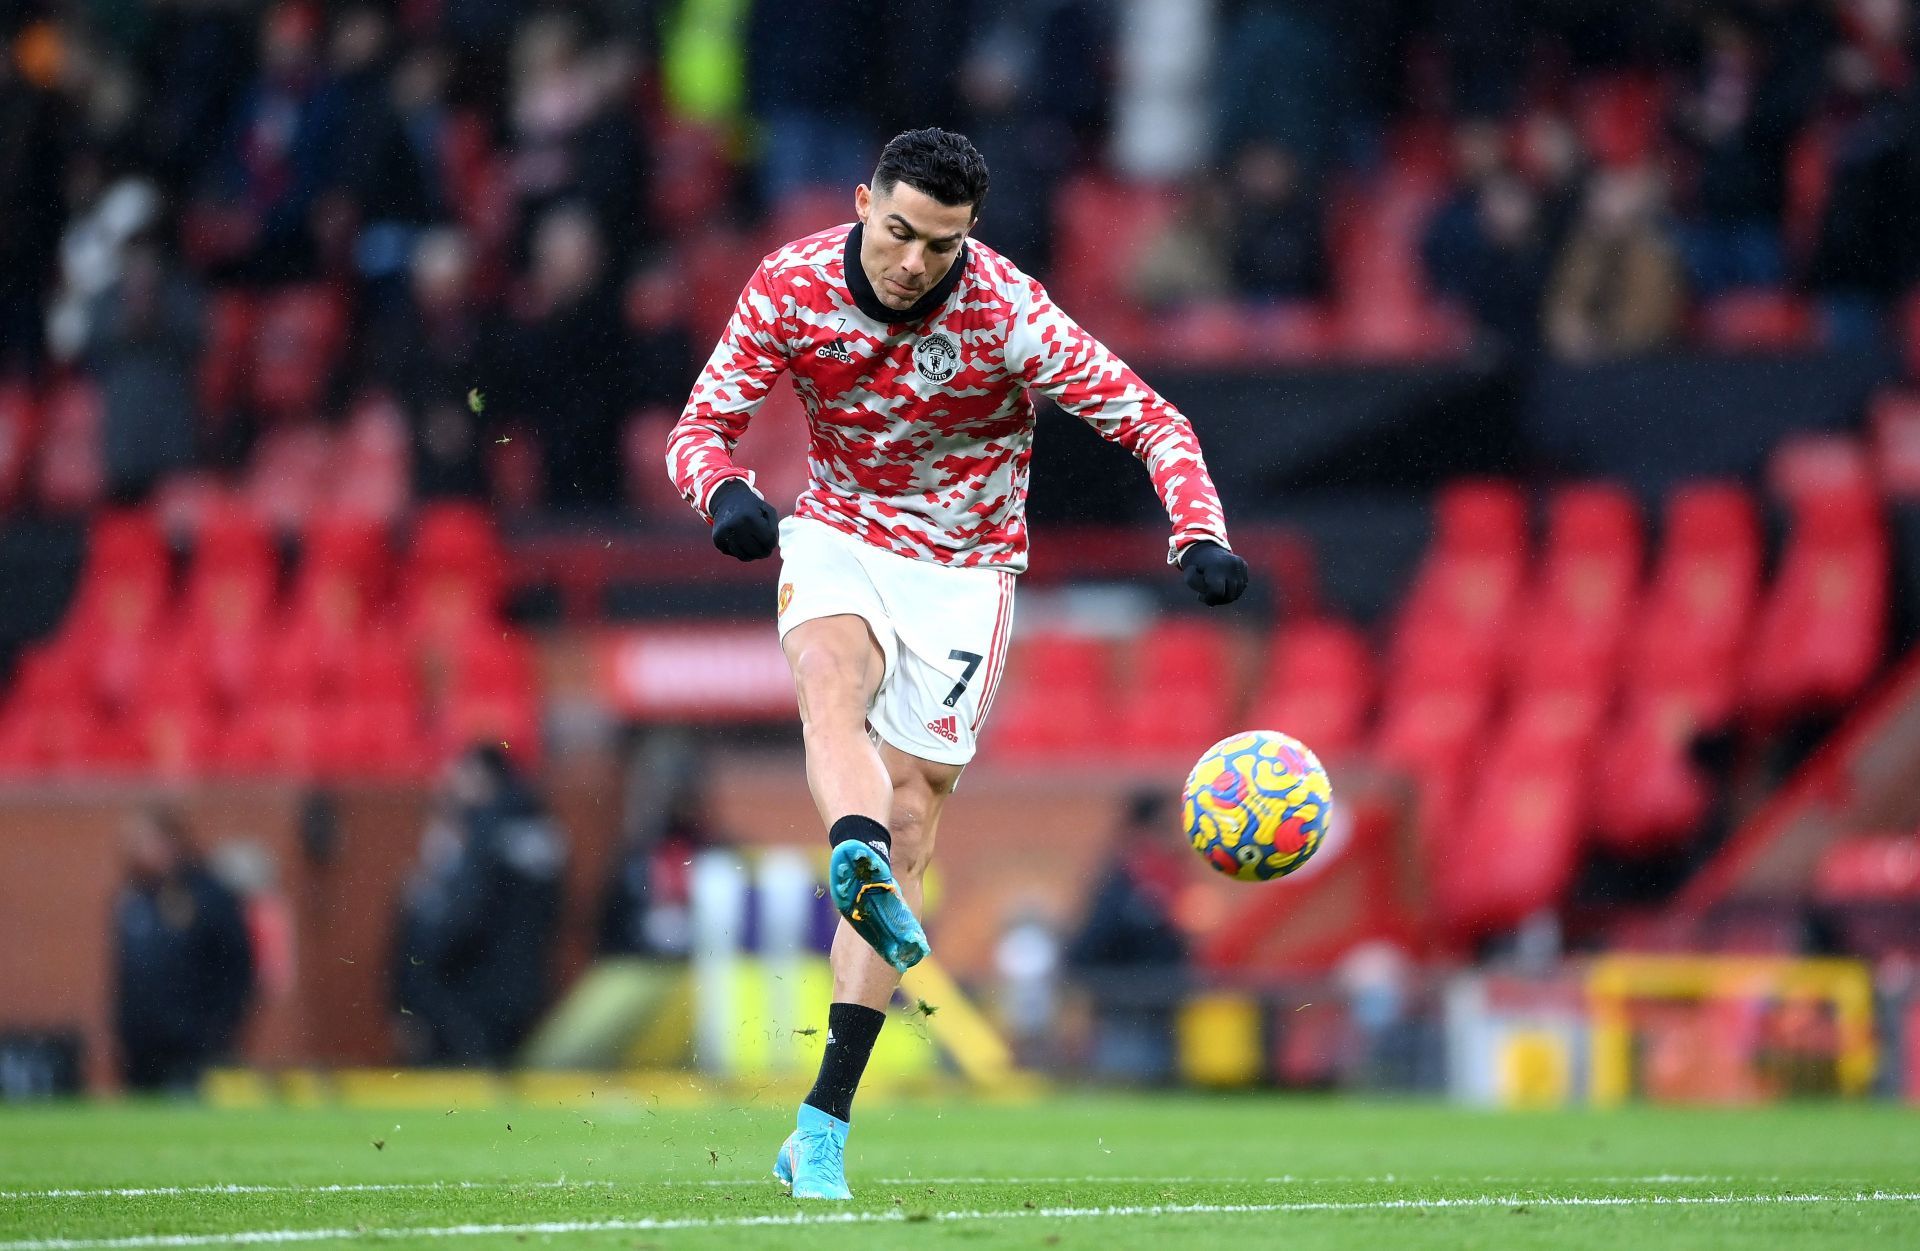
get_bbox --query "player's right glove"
[1181,540,1249,606]
[709,479,779,561]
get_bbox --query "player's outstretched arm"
[1006,275,1248,606]
[666,262,792,543]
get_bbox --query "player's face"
[854,181,975,310]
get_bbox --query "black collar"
[843,222,969,325]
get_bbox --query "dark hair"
[872,128,989,215]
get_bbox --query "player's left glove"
[709,478,779,561]
[1180,540,1248,606]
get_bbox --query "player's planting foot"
[828,840,929,972]
[773,1104,853,1200]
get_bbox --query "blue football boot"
[773,1104,853,1200]
[828,840,929,972]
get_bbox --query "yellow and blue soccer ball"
[1182,730,1332,881]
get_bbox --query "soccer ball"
[1182,730,1332,881]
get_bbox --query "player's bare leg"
[830,741,960,1009]
[783,615,891,824]
[777,617,957,1198]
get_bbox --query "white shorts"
[775,515,1016,766]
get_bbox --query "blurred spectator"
[364,228,502,499]
[1433,173,1553,358]
[1130,182,1233,310]
[1422,118,1514,300]
[1225,141,1329,301]
[596,787,715,958]
[112,806,255,1093]
[1215,0,1350,175]
[1545,166,1687,362]
[1670,5,1828,294]
[1805,0,1920,330]
[319,8,450,298]
[1121,140,1329,310]
[142,0,256,191]
[46,176,162,363]
[1516,109,1591,256]
[506,16,650,268]
[392,744,567,1066]
[956,12,1087,277]
[0,29,72,375]
[1065,791,1190,1085]
[623,259,697,412]
[746,0,882,205]
[207,1,338,282]
[75,234,208,504]
[500,205,629,511]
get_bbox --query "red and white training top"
[666,223,1231,573]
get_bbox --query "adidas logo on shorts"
[926,715,958,744]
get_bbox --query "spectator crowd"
[0,0,1915,517]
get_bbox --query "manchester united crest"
[778,582,794,615]
[913,330,960,383]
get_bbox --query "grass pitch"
[4,1094,1919,1249]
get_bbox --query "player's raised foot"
[828,840,929,972]
[773,1104,853,1200]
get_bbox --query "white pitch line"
[3,1173,1802,1199]
[0,1183,620,1202]
[4,1190,1918,1249]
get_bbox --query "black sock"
[829,814,891,862]
[803,1002,886,1123]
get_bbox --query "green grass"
[4,1095,1919,1248]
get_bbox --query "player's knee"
[887,777,949,877]
[789,644,870,726]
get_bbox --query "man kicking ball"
[667,127,1247,1199]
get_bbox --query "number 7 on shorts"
[942,650,983,708]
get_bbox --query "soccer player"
[667,128,1247,1199]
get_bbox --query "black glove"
[709,479,779,561]
[1181,540,1249,606]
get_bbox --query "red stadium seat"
[1741,478,1887,723]
[250,285,349,420]
[1768,432,1874,506]
[651,120,736,240]
[1623,482,1761,729]
[244,423,335,532]
[1387,479,1529,685]
[178,501,279,708]
[1510,483,1642,696]
[404,505,506,649]
[1113,618,1236,758]
[53,510,173,709]
[0,379,37,508]
[200,289,258,417]
[1433,761,1584,938]
[983,630,1115,759]
[1696,289,1818,352]
[219,698,322,778]
[625,407,690,518]
[1575,73,1664,168]
[1431,691,1598,936]
[1589,690,1712,855]
[298,511,391,602]
[327,395,411,523]
[1245,619,1374,759]
[1869,390,1920,498]
[1050,176,1177,326]
[36,377,104,512]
